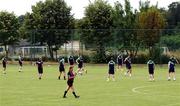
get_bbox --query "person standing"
[117,54,123,71]
[147,59,155,81]
[58,57,66,80]
[168,56,179,81]
[2,57,7,74]
[124,55,132,77]
[107,58,115,81]
[36,57,43,80]
[68,56,75,67]
[63,67,80,98]
[18,55,23,72]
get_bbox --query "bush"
[91,53,107,63]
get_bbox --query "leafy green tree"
[0,11,20,57]
[167,2,180,29]
[24,0,74,59]
[111,0,138,56]
[79,0,113,63]
[137,7,165,57]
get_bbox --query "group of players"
[1,55,84,98]
[1,54,179,98]
[107,54,179,82]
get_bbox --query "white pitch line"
[161,103,180,106]
[132,84,180,97]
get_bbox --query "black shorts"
[67,81,73,87]
[108,70,115,74]
[148,69,154,74]
[70,62,74,65]
[59,67,65,72]
[78,65,83,68]
[169,68,175,73]
[3,63,6,68]
[19,61,22,66]
[118,63,123,66]
[38,67,43,74]
[126,66,131,69]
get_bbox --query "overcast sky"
[0,0,179,19]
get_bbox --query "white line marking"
[132,84,180,97]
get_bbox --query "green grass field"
[1,64,180,106]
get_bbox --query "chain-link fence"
[0,29,180,63]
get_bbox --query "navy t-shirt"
[36,61,43,68]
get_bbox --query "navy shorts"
[148,69,154,74]
[38,67,43,74]
[59,66,65,72]
[19,61,22,66]
[126,65,131,69]
[169,68,175,73]
[108,69,115,74]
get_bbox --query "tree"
[167,2,180,29]
[111,0,138,56]
[79,0,113,63]
[137,7,165,57]
[24,0,74,59]
[0,11,20,57]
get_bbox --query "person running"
[68,56,75,67]
[147,59,155,81]
[117,54,123,71]
[58,57,66,80]
[63,66,80,98]
[18,55,23,72]
[107,58,115,81]
[168,56,179,81]
[76,56,87,75]
[124,55,132,77]
[2,57,7,74]
[36,57,43,80]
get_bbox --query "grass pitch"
[0,64,180,106]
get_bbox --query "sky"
[0,0,179,19]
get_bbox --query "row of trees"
[0,0,180,61]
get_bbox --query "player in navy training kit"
[107,58,115,81]
[147,60,155,81]
[117,54,123,71]
[2,57,7,74]
[58,57,66,80]
[124,56,132,77]
[76,56,87,75]
[68,56,74,67]
[168,56,179,81]
[63,67,80,98]
[18,55,23,72]
[36,58,43,80]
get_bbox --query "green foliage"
[23,0,74,59]
[79,0,113,62]
[0,11,20,57]
[137,7,165,46]
[161,34,180,50]
[167,2,180,29]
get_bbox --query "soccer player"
[107,58,115,81]
[2,57,7,74]
[36,57,43,80]
[124,55,132,77]
[68,56,75,67]
[18,55,23,72]
[76,56,87,75]
[147,59,155,81]
[63,66,80,98]
[58,57,66,80]
[168,56,179,81]
[117,54,123,71]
